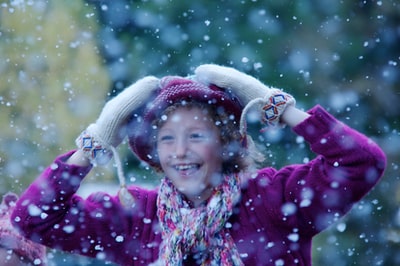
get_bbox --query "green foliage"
[0,1,110,193]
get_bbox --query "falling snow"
[0,0,398,265]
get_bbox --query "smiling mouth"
[174,164,200,171]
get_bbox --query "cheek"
[156,145,168,163]
[202,144,223,164]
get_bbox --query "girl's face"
[156,107,223,206]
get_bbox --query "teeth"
[175,164,197,171]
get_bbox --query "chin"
[179,185,204,196]
[178,183,206,197]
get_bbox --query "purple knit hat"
[0,193,46,265]
[128,76,243,168]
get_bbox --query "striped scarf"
[151,174,243,266]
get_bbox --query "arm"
[257,105,386,235]
[12,150,160,263]
[12,76,161,258]
[194,64,386,235]
[280,105,310,128]
[11,151,131,258]
[66,149,90,166]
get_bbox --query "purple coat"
[12,106,386,266]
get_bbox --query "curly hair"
[146,100,251,174]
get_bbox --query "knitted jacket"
[12,105,386,266]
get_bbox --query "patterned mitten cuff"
[75,130,113,165]
[262,90,296,127]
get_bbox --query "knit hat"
[128,75,244,168]
[0,192,46,265]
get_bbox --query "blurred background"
[0,0,399,265]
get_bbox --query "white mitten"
[194,64,295,127]
[76,76,160,165]
[195,64,272,105]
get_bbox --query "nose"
[174,137,188,159]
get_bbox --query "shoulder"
[240,166,296,190]
[239,165,304,209]
[240,168,279,198]
[127,185,158,204]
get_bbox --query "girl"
[12,64,386,265]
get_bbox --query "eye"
[190,133,202,138]
[190,132,208,140]
[158,135,174,143]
